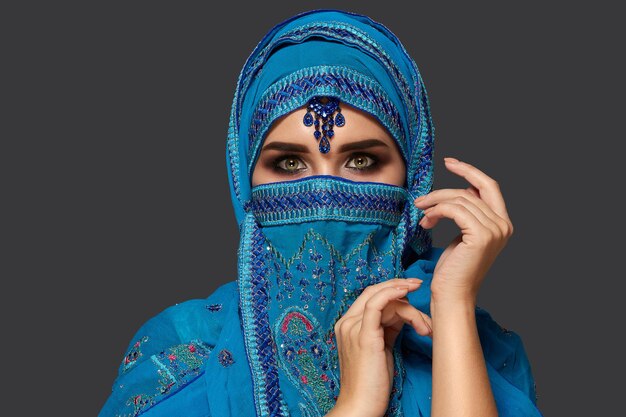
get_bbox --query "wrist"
[430,294,476,316]
[430,287,477,307]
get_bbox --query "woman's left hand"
[414,157,514,304]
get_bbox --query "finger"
[442,196,504,238]
[414,189,506,233]
[415,188,493,216]
[360,286,412,334]
[418,202,490,243]
[467,185,480,198]
[344,278,422,318]
[443,158,511,222]
[414,183,512,238]
[381,300,433,338]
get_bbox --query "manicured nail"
[406,278,423,284]
[444,157,460,164]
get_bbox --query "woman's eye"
[274,156,307,173]
[345,154,377,170]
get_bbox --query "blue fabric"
[99,9,542,417]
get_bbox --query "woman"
[99,9,542,417]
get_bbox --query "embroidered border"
[245,176,408,226]
[238,213,290,417]
[238,21,419,141]
[246,65,406,174]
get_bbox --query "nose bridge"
[313,152,340,176]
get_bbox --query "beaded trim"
[247,65,405,175]
[244,176,408,227]
[238,213,290,417]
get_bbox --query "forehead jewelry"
[302,96,345,153]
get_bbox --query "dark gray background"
[5,1,623,416]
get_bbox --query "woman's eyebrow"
[261,142,309,153]
[337,139,389,153]
[261,139,389,153]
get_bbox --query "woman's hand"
[327,278,432,417]
[414,157,514,304]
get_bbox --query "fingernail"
[444,157,460,164]
[395,285,410,290]
[406,278,423,284]
[414,195,426,203]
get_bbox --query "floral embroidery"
[121,336,149,374]
[119,340,212,417]
[275,307,339,415]
[265,227,397,310]
[218,349,235,367]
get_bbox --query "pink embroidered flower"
[321,374,329,382]
[300,375,308,384]
[188,344,196,353]
[134,341,140,348]
[168,354,177,361]
[133,395,142,405]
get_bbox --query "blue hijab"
[99,9,542,417]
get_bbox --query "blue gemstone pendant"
[303,96,346,153]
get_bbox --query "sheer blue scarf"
[99,9,542,417]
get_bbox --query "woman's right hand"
[326,278,433,417]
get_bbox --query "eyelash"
[271,153,380,175]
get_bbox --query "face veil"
[226,9,434,417]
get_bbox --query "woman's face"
[251,103,406,187]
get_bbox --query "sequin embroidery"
[118,340,212,417]
[205,303,223,312]
[275,307,339,415]
[121,336,149,374]
[218,349,235,367]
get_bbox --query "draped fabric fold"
[99,9,542,417]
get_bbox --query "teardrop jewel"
[302,96,346,153]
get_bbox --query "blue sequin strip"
[247,65,405,174]
[244,176,408,226]
[238,213,289,417]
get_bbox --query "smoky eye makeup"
[266,152,385,176]
[271,154,308,174]
[344,152,380,172]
